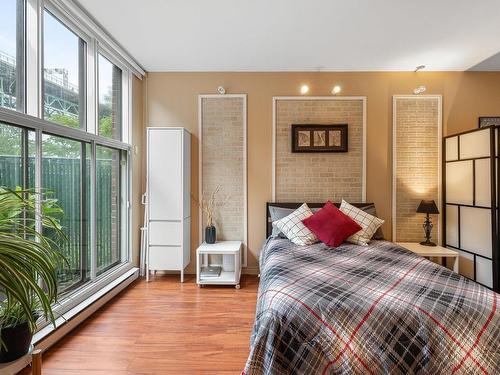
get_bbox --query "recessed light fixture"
[300,85,309,95]
[331,85,342,95]
[414,65,426,72]
[217,86,226,94]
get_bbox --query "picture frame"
[479,117,500,128]
[291,124,348,153]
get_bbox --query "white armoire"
[146,127,191,282]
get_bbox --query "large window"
[98,54,121,139]
[43,10,86,129]
[0,0,141,324]
[0,0,24,112]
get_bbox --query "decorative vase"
[205,226,216,244]
[0,321,33,363]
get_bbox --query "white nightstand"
[196,241,242,289]
[397,242,459,273]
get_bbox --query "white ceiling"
[77,0,500,72]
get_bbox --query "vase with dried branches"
[198,185,221,244]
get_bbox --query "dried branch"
[194,185,222,227]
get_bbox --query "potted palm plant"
[0,187,65,363]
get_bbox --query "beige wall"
[131,76,144,266]
[141,71,500,274]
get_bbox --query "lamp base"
[420,240,437,247]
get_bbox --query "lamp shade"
[416,200,439,214]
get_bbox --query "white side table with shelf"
[196,241,242,289]
[397,242,459,273]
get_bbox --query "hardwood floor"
[19,275,259,375]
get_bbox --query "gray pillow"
[361,203,385,240]
[269,205,320,237]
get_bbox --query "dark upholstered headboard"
[266,202,374,238]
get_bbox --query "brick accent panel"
[201,97,245,242]
[275,99,364,202]
[395,97,440,242]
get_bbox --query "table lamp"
[416,200,439,246]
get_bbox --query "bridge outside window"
[43,9,86,130]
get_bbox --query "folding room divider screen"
[443,126,499,291]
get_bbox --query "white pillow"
[340,200,384,246]
[273,203,318,245]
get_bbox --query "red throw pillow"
[302,201,362,248]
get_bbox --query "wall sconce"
[331,85,342,95]
[300,85,309,95]
[217,86,226,95]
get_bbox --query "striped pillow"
[273,203,318,245]
[340,200,384,246]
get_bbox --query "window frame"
[16,0,26,113]
[41,6,88,130]
[98,45,133,144]
[0,0,141,328]
[0,0,26,113]
[97,51,123,141]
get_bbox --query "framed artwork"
[479,117,500,128]
[291,124,348,152]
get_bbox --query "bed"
[243,203,499,375]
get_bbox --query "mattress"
[243,238,499,374]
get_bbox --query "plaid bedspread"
[243,239,499,375]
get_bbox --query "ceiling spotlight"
[331,85,342,95]
[300,85,309,95]
[414,65,426,72]
[413,85,427,95]
[217,86,226,94]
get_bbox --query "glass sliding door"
[0,122,33,189]
[43,10,86,129]
[42,134,90,292]
[96,145,122,274]
[0,0,25,112]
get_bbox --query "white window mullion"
[87,37,98,280]
[122,150,130,263]
[121,70,131,144]
[26,0,42,117]
[87,38,98,135]
[90,140,97,280]
[34,128,42,234]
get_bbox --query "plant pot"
[205,226,216,244]
[0,321,33,363]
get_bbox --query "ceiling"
[77,0,500,72]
